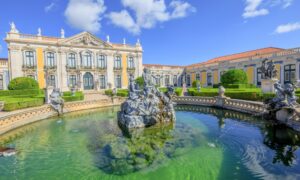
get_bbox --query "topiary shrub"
[8,77,39,90]
[192,80,200,88]
[221,69,248,85]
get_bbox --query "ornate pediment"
[59,32,112,48]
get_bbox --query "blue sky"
[0,0,300,65]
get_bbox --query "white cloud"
[243,0,269,18]
[107,0,195,35]
[45,2,55,12]
[64,0,106,33]
[108,10,140,34]
[275,22,300,34]
[282,0,293,8]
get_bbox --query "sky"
[0,0,300,66]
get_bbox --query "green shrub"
[0,89,42,97]
[62,91,84,102]
[105,89,113,96]
[135,77,144,89]
[175,88,183,96]
[8,77,39,90]
[221,69,248,85]
[222,84,256,89]
[3,97,44,111]
[159,88,168,93]
[192,80,200,88]
[105,89,128,97]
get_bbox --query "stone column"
[106,52,114,88]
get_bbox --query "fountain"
[49,88,64,115]
[118,68,176,129]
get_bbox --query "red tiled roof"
[187,47,284,68]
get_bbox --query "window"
[69,75,77,87]
[68,53,76,68]
[115,75,122,88]
[186,74,191,86]
[173,75,177,86]
[128,57,134,68]
[99,75,106,89]
[82,52,92,68]
[196,73,200,81]
[284,64,296,84]
[207,73,212,86]
[257,68,261,86]
[48,75,56,87]
[165,75,170,86]
[24,51,35,67]
[155,75,160,86]
[46,52,55,67]
[98,55,106,68]
[114,56,122,69]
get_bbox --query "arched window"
[68,53,76,68]
[98,55,106,68]
[82,52,92,68]
[99,75,106,89]
[257,68,261,86]
[207,72,212,86]
[48,75,56,87]
[24,51,35,67]
[173,75,177,86]
[196,73,200,81]
[128,57,134,69]
[114,56,122,69]
[46,52,55,67]
[69,75,77,87]
[186,75,191,86]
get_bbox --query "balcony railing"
[96,66,107,70]
[66,65,77,70]
[127,67,136,71]
[113,67,122,71]
[80,66,93,70]
[44,65,57,70]
[22,65,37,70]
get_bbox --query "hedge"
[0,89,42,97]
[62,91,84,102]
[3,97,44,111]
[105,89,129,97]
[221,69,248,85]
[8,77,39,90]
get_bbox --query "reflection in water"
[87,119,203,175]
[263,123,300,166]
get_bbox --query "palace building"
[3,23,300,91]
[5,23,143,92]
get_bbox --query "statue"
[49,88,64,115]
[218,86,226,98]
[10,22,18,33]
[61,28,65,38]
[37,28,41,36]
[118,68,176,129]
[261,59,277,79]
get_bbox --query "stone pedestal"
[276,108,294,123]
[261,79,278,93]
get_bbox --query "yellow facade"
[122,54,128,88]
[201,72,206,86]
[213,70,218,84]
[36,48,45,88]
[191,73,196,83]
[275,64,281,80]
[246,67,254,84]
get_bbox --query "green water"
[0,106,300,180]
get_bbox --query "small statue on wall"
[261,59,278,79]
[49,88,64,115]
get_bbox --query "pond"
[0,106,300,180]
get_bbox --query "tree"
[8,77,39,90]
[221,69,248,85]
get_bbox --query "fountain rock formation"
[49,88,64,115]
[118,68,176,129]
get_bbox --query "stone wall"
[0,97,125,135]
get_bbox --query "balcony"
[66,65,77,70]
[113,67,122,71]
[127,67,136,72]
[22,65,37,71]
[96,66,107,71]
[44,65,57,70]
[80,66,93,70]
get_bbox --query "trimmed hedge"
[62,91,84,102]
[105,89,129,97]
[221,69,248,85]
[3,97,44,111]
[8,77,39,90]
[0,89,42,97]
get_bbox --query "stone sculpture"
[261,59,277,79]
[49,88,64,115]
[118,68,176,129]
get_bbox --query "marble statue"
[218,86,226,98]
[118,68,176,129]
[261,59,277,79]
[49,88,64,115]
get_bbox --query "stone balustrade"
[173,96,265,114]
[0,97,126,136]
